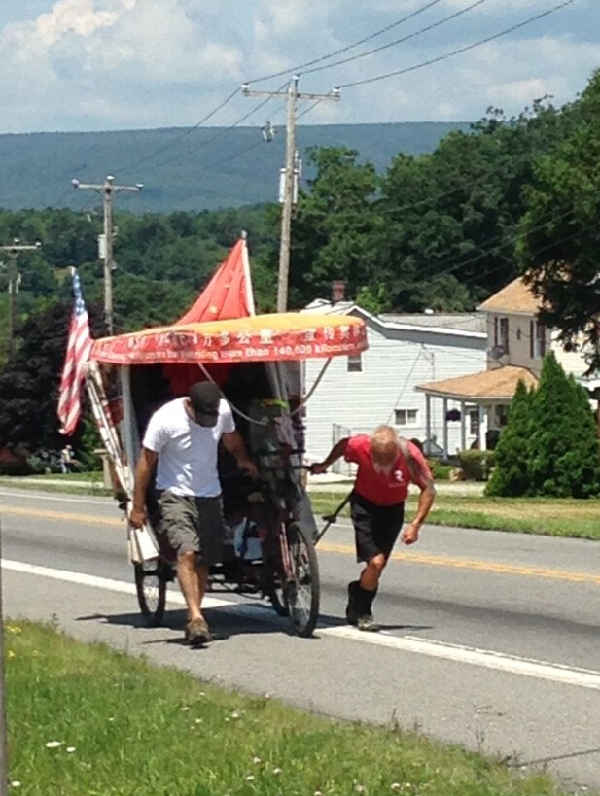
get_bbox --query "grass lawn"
[0,477,112,498]
[25,470,104,482]
[5,620,573,796]
[310,492,600,540]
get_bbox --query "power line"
[303,0,488,77]
[244,0,446,86]
[116,87,241,174]
[338,0,575,88]
[404,205,579,286]
[152,84,289,171]
[110,3,449,177]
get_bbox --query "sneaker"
[345,581,360,626]
[357,614,379,632]
[185,616,211,645]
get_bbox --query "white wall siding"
[304,324,486,462]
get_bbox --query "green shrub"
[458,449,495,481]
[428,459,452,480]
[0,459,31,476]
[485,380,534,497]
[486,354,600,498]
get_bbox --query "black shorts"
[350,493,405,563]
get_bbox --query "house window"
[499,317,510,355]
[535,323,546,358]
[395,408,418,426]
[530,321,547,359]
[347,353,362,372]
[495,405,508,427]
[469,408,480,435]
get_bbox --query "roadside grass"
[310,493,600,540]
[6,620,571,796]
[0,478,112,498]
[27,470,104,481]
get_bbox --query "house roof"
[477,276,542,315]
[303,300,486,339]
[415,365,538,401]
[380,313,486,333]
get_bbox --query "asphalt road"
[2,487,599,793]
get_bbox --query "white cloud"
[0,0,597,132]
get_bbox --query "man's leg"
[195,563,209,612]
[177,551,202,621]
[160,493,211,644]
[359,553,386,592]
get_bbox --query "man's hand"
[401,521,421,545]
[310,462,328,475]
[237,457,259,479]
[129,506,147,529]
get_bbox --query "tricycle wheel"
[284,523,320,638]
[134,561,166,626]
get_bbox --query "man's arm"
[129,447,158,528]
[402,478,436,545]
[222,431,258,478]
[310,437,349,474]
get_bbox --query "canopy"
[90,312,368,365]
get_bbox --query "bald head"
[371,425,400,472]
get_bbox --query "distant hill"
[0,122,471,214]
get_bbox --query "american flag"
[57,269,93,435]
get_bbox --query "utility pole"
[72,175,143,334]
[0,239,42,357]
[242,76,340,311]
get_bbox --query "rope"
[197,358,333,424]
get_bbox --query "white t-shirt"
[142,397,235,497]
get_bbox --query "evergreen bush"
[485,380,534,497]
[486,353,600,498]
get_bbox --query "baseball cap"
[189,381,221,427]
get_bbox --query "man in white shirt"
[130,381,257,645]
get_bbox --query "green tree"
[379,99,566,311]
[291,147,381,307]
[528,353,600,498]
[518,70,600,373]
[485,380,535,497]
[0,298,103,454]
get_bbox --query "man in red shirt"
[311,425,435,631]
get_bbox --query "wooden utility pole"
[242,77,340,311]
[0,239,42,357]
[72,176,143,334]
[0,518,7,796]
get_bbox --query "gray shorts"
[158,491,227,565]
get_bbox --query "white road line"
[320,627,600,690]
[4,558,600,691]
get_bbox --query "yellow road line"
[2,505,121,528]
[318,541,600,585]
[4,504,600,585]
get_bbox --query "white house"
[415,276,600,450]
[302,300,487,470]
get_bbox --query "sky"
[0,0,598,134]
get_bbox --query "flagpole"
[240,230,256,316]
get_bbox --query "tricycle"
[85,240,367,638]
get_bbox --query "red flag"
[176,237,255,324]
[57,270,92,435]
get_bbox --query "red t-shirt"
[344,434,432,506]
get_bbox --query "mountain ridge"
[0,121,472,213]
